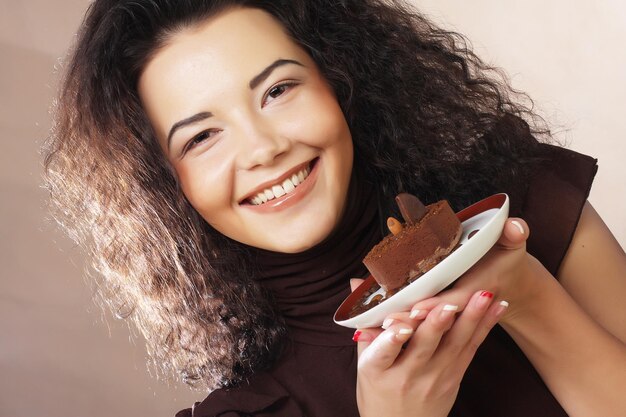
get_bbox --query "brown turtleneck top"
[177,143,598,417]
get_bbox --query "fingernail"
[352,330,362,342]
[409,309,422,319]
[477,291,494,309]
[495,300,509,316]
[382,318,394,329]
[511,220,524,235]
[395,328,413,342]
[440,304,459,320]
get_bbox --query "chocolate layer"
[396,193,427,224]
[363,200,462,292]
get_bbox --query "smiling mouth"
[241,158,319,206]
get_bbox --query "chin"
[264,226,333,254]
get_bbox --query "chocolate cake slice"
[363,194,462,293]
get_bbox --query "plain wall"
[1,1,624,416]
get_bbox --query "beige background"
[1,1,624,416]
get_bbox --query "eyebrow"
[166,58,305,150]
[167,111,213,150]
[249,58,304,90]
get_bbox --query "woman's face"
[139,7,353,253]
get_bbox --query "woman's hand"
[352,286,508,417]
[351,217,528,417]
[409,217,537,325]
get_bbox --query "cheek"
[294,106,350,148]
[175,159,235,222]
[281,85,349,147]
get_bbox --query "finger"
[408,297,443,315]
[409,293,469,318]
[357,324,414,372]
[452,299,509,374]
[353,327,384,356]
[496,218,529,250]
[398,302,460,366]
[381,310,425,329]
[435,290,495,357]
[350,278,364,292]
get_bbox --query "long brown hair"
[44,0,549,390]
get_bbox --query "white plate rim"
[334,193,510,328]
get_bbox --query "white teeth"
[248,163,313,205]
[272,185,286,198]
[282,178,295,193]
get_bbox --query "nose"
[236,117,291,170]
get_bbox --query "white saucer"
[334,193,510,328]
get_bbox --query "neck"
[248,170,382,345]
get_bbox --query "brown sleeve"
[521,143,598,276]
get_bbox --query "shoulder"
[519,143,598,275]
[518,143,626,342]
[175,373,304,417]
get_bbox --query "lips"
[239,157,321,213]
[239,158,318,206]
[247,164,312,205]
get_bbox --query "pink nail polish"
[477,291,494,309]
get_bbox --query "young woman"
[44,0,626,416]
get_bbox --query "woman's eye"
[183,130,220,155]
[263,82,297,106]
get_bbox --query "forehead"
[138,7,312,139]
[160,7,304,68]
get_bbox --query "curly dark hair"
[43,0,551,390]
